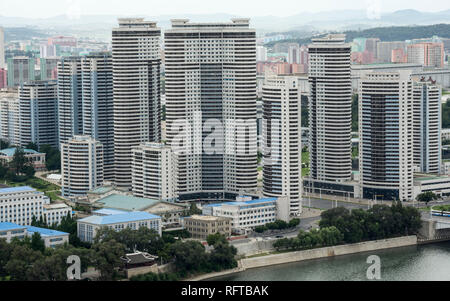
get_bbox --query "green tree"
[288,218,300,228]
[208,240,237,271]
[0,161,8,179]
[92,239,126,280]
[30,232,45,253]
[4,244,43,281]
[0,139,10,150]
[25,142,39,151]
[39,144,60,171]
[11,147,27,175]
[206,233,228,246]
[416,192,438,205]
[169,240,208,274]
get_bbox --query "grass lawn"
[302,167,309,177]
[3,176,63,201]
[301,151,310,177]
[301,151,309,164]
[432,204,450,211]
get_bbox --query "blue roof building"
[0,222,69,248]
[77,211,162,243]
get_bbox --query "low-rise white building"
[202,196,289,234]
[25,225,69,248]
[414,174,450,198]
[0,186,49,225]
[43,203,72,226]
[77,211,162,243]
[0,222,69,248]
[0,222,27,242]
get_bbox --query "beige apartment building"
[183,215,232,240]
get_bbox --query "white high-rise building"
[165,18,257,201]
[308,34,352,182]
[19,80,59,149]
[262,75,302,216]
[288,43,300,64]
[57,56,82,147]
[132,142,178,202]
[412,79,441,174]
[0,27,5,69]
[359,71,414,202]
[0,90,20,145]
[112,18,161,189]
[61,135,104,197]
[81,52,114,181]
[256,45,267,62]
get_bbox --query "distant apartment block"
[81,52,114,181]
[391,48,407,63]
[7,57,35,87]
[0,89,20,145]
[0,27,4,69]
[40,57,59,80]
[407,42,445,68]
[256,45,268,62]
[0,68,6,89]
[376,41,406,63]
[19,80,59,148]
[57,56,82,146]
[412,79,441,174]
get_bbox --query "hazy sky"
[0,0,449,19]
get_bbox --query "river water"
[211,242,450,281]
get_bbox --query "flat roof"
[93,208,128,216]
[88,186,114,194]
[204,197,277,208]
[78,211,161,225]
[415,176,449,181]
[95,194,160,211]
[44,203,70,209]
[185,214,230,221]
[25,226,68,237]
[0,186,36,194]
[0,222,26,231]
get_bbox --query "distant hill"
[265,24,450,47]
[3,27,49,42]
[1,8,450,33]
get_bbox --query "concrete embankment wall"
[240,236,417,270]
[234,239,277,257]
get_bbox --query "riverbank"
[190,235,417,281]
